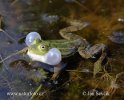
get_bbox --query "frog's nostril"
[25,32,41,46]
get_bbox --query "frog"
[27,20,106,80]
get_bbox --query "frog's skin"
[27,20,106,80]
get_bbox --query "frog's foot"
[51,63,62,80]
[78,43,106,59]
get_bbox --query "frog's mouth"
[27,48,62,65]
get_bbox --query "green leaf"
[93,59,102,78]
[93,52,106,78]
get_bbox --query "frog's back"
[46,39,86,58]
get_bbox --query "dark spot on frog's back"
[60,47,77,58]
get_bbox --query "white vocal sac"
[46,48,62,65]
[27,48,62,65]
[25,32,41,46]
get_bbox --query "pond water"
[0,0,124,100]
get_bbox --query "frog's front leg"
[78,43,106,59]
[51,63,62,80]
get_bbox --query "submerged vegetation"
[0,0,124,100]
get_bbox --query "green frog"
[27,20,106,80]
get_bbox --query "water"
[0,0,124,100]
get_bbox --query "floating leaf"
[109,31,124,44]
[109,36,124,44]
[93,52,106,78]
[112,31,124,37]
[93,59,102,78]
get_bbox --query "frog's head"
[25,32,62,65]
[29,39,50,55]
[25,32,50,55]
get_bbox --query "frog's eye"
[40,44,45,49]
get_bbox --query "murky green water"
[0,0,124,100]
